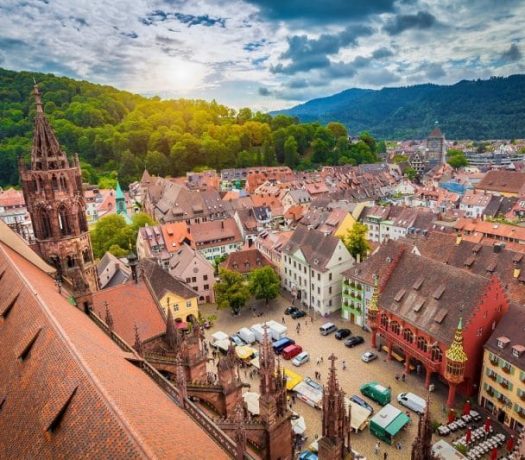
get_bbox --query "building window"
[204,284,209,290]
[186,301,192,308]
[192,277,196,282]
[329,273,332,281]
[403,329,414,344]
[203,275,208,281]
[431,346,443,362]
[380,314,388,328]
[317,273,320,281]
[329,287,332,295]
[390,321,400,335]
[417,336,428,353]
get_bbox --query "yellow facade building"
[141,258,200,324]
[479,306,525,432]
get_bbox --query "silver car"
[292,351,310,366]
[361,351,378,363]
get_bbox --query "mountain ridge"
[272,75,525,139]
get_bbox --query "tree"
[343,222,371,261]
[215,268,250,314]
[447,153,468,169]
[249,266,280,305]
[145,150,170,176]
[392,154,409,164]
[447,148,464,158]
[327,122,348,139]
[404,167,417,180]
[284,135,299,168]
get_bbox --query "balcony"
[489,355,499,366]
[499,380,510,390]
[501,365,512,374]
[379,327,440,372]
[487,372,497,381]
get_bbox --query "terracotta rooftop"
[378,250,492,345]
[161,221,194,252]
[189,218,242,248]
[476,170,525,194]
[0,236,228,458]
[220,248,273,274]
[91,279,166,343]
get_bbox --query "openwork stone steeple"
[411,393,436,460]
[19,84,99,306]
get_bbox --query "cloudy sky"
[0,0,524,110]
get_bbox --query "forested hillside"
[0,68,382,188]
[273,75,525,140]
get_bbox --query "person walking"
[282,316,286,324]
[383,452,388,460]
[316,357,321,366]
[374,441,380,455]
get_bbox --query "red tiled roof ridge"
[0,243,159,458]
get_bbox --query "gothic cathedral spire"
[19,84,99,308]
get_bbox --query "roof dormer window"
[497,336,510,349]
[512,345,525,358]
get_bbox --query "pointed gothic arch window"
[58,206,72,236]
[59,175,67,191]
[30,177,37,193]
[77,207,88,233]
[38,176,44,192]
[51,175,59,191]
[431,345,443,362]
[66,255,76,268]
[39,207,52,239]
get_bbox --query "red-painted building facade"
[367,245,509,407]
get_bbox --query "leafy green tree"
[284,136,299,168]
[404,167,417,180]
[448,153,468,169]
[215,268,250,314]
[327,122,348,139]
[359,131,377,154]
[447,148,464,158]
[145,150,170,176]
[392,154,409,164]
[90,214,129,259]
[249,266,280,305]
[343,222,371,261]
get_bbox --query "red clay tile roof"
[221,248,273,274]
[0,241,228,459]
[476,170,525,194]
[189,218,242,248]
[91,280,166,343]
[161,222,194,252]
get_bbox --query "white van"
[319,322,337,336]
[238,327,256,345]
[397,392,426,415]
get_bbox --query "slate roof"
[141,258,198,300]
[476,170,525,194]
[484,304,525,370]
[0,233,228,459]
[378,250,491,345]
[283,225,346,272]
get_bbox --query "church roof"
[428,126,444,138]
[0,228,228,458]
[115,181,125,200]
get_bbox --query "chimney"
[128,251,139,283]
[493,243,503,253]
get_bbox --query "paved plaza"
[201,296,456,459]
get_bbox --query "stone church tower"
[19,85,98,304]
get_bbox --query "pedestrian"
[320,356,324,364]
[374,441,380,455]
[401,373,406,382]
[396,442,402,450]
[316,357,321,365]
[383,452,388,460]
[282,316,285,324]
[342,360,346,370]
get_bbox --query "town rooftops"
[283,225,346,272]
[476,170,525,194]
[0,227,228,459]
[485,304,525,369]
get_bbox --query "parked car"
[361,351,378,363]
[397,392,426,415]
[291,309,307,319]
[335,328,351,340]
[350,394,374,414]
[230,335,245,347]
[292,351,310,367]
[284,306,299,315]
[272,337,295,354]
[319,322,337,336]
[304,376,323,392]
[344,336,364,348]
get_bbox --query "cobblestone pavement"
[201,297,458,460]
